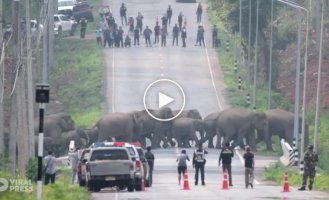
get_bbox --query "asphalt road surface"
[96,0,328,199]
[91,148,328,200]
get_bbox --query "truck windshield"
[90,149,129,161]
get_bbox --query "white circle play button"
[143,79,185,121]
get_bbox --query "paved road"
[103,0,227,116]
[91,148,328,200]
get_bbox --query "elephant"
[202,108,268,150]
[202,112,221,148]
[34,136,55,156]
[94,112,141,143]
[134,108,174,148]
[34,112,75,146]
[173,109,202,120]
[258,109,309,151]
[171,118,204,147]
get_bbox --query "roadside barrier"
[282,171,290,192]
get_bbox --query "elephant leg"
[208,134,215,148]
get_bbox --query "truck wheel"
[79,180,86,187]
[127,183,134,192]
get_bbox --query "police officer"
[134,27,140,46]
[196,3,203,23]
[120,3,127,26]
[118,26,124,47]
[299,144,319,191]
[219,142,234,186]
[145,146,155,187]
[166,5,173,25]
[143,26,152,47]
[181,26,187,47]
[172,24,179,46]
[154,22,160,44]
[193,143,208,186]
[160,26,167,47]
[178,12,183,31]
[136,12,144,33]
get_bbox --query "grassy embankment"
[0,169,90,200]
[207,0,329,191]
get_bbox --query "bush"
[25,158,38,182]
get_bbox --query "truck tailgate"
[89,160,131,176]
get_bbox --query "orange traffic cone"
[182,169,190,190]
[141,178,146,191]
[282,171,290,192]
[221,169,229,190]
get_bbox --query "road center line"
[204,45,224,111]
[112,48,115,113]
[235,149,260,185]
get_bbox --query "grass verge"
[50,38,104,128]
[0,169,90,200]
[264,162,329,191]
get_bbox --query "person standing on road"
[219,142,234,186]
[128,16,135,34]
[177,149,190,185]
[167,5,173,25]
[161,14,168,27]
[178,12,183,31]
[196,3,203,23]
[134,27,140,46]
[136,12,144,33]
[298,144,319,191]
[120,3,127,26]
[143,26,152,47]
[68,148,80,184]
[118,26,124,47]
[145,146,155,187]
[181,26,187,47]
[95,27,102,46]
[44,151,56,185]
[243,146,254,189]
[124,35,131,47]
[212,25,219,48]
[172,24,179,46]
[154,22,160,44]
[193,143,208,186]
[160,26,167,47]
[80,17,87,39]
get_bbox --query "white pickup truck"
[85,147,135,192]
[54,14,77,36]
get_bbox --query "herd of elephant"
[36,107,309,156]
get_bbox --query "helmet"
[308,144,314,149]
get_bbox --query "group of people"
[176,143,254,188]
[93,3,219,49]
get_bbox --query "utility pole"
[48,0,54,70]
[247,0,251,106]
[26,0,36,158]
[0,0,4,165]
[268,0,274,109]
[314,0,325,152]
[253,0,259,111]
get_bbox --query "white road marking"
[112,48,115,113]
[204,45,224,111]
[115,191,118,200]
[235,149,260,185]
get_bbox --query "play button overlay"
[158,92,174,108]
[143,79,185,121]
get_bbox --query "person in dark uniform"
[143,26,152,47]
[172,24,179,46]
[299,144,319,191]
[181,26,187,47]
[161,14,168,27]
[128,17,135,34]
[124,35,131,47]
[154,22,160,44]
[160,26,167,47]
[120,3,127,26]
[243,146,254,189]
[219,142,234,186]
[212,25,219,48]
[196,3,203,23]
[103,28,110,47]
[193,143,208,186]
[145,146,155,187]
[166,5,173,25]
[80,18,87,39]
[178,12,183,31]
[134,27,140,46]
[136,12,144,33]
[118,26,124,47]
[177,149,190,185]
